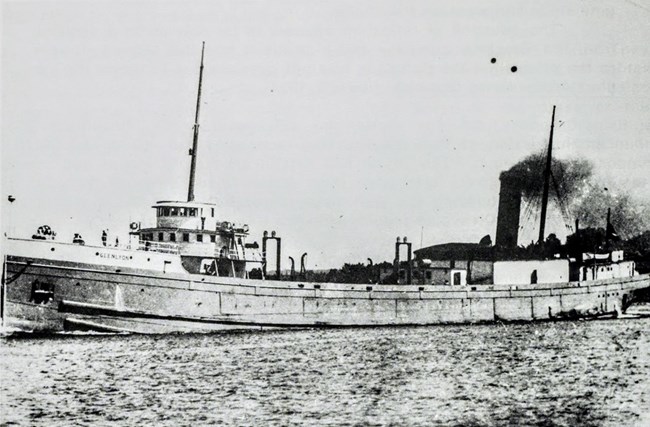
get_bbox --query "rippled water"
[1,319,649,426]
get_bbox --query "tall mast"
[187,42,205,202]
[538,105,556,244]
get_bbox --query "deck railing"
[136,240,179,254]
[220,247,263,262]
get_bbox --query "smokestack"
[495,171,522,248]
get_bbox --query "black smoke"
[503,150,649,239]
[501,150,592,201]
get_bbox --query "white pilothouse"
[135,200,262,278]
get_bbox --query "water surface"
[2,319,649,426]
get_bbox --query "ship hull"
[3,252,649,335]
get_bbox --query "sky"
[2,0,650,269]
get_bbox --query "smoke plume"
[504,150,649,239]
[501,151,592,201]
[571,184,650,238]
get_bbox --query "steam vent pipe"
[300,253,307,277]
[262,232,268,278]
[289,256,295,280]
[394,237,413,284]
[262,231,282,280]
[276,238,282,280]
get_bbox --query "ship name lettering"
[98,252,130,261]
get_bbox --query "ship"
[2,44,649,335]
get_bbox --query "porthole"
[51,248,55,252]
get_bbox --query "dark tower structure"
[495,171,522,248]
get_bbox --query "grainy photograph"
[1,0,649,425]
